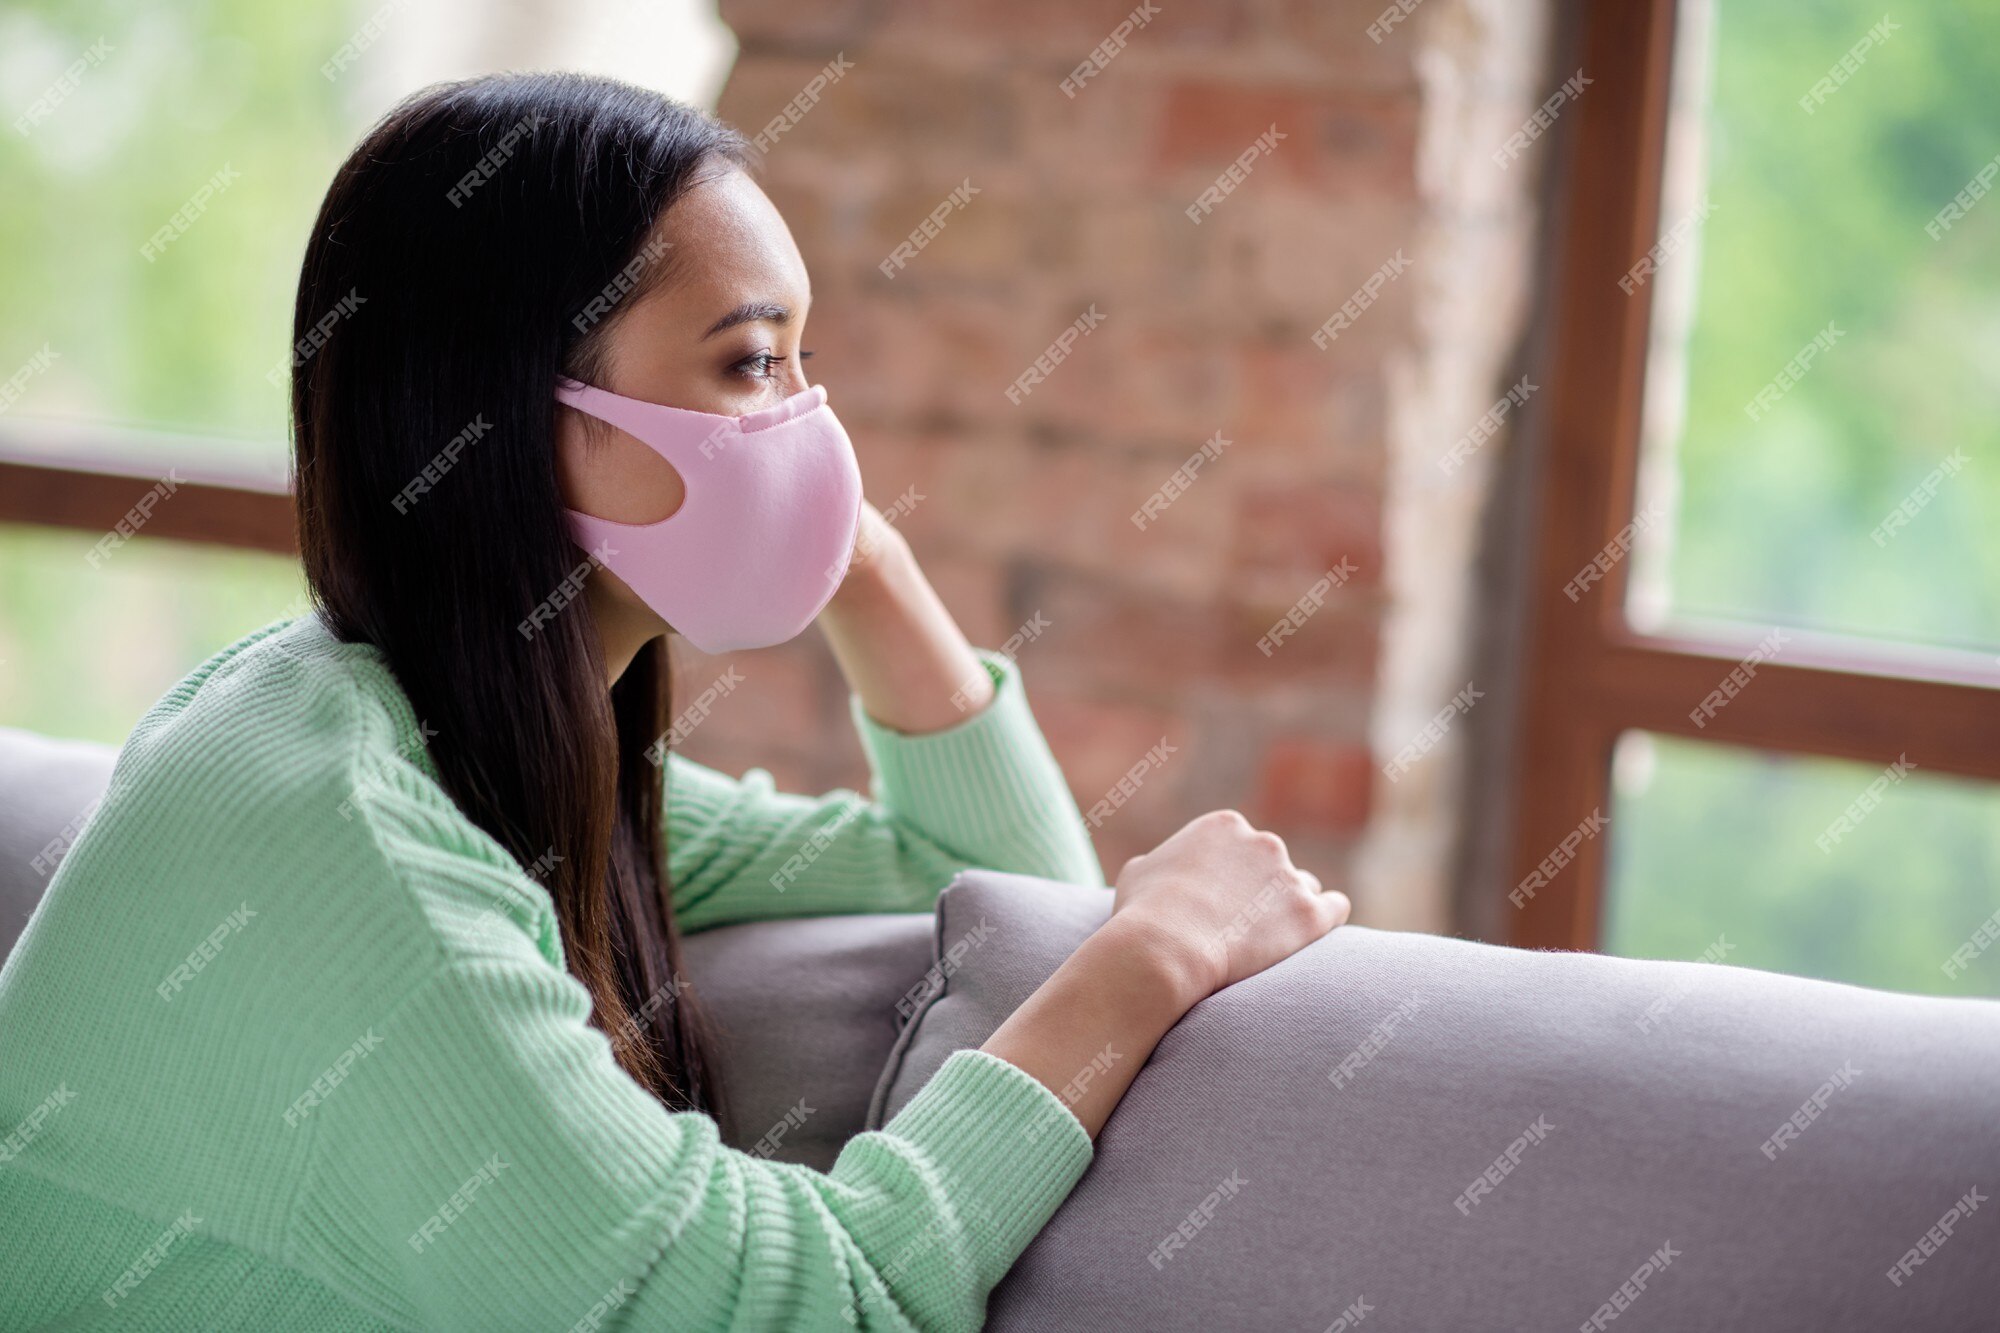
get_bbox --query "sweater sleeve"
[274,688,1097,1333]
[668,651,1104,933]
[288,907,1095,1332]
[282,820,1096,1328]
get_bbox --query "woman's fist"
[1110,808,1350,999]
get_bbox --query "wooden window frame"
[1507,0,2000,951]
[0,449,294,555]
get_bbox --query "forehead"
[646,167,811,326]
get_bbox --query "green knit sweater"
[0,614,1105,1331]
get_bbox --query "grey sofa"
[5,727,1997,1331]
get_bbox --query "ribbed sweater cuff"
[879,1047,1093,1285]
[850,652,1074,848]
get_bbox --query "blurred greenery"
[0,0,359,742]
[1607,735,2000,998]
[0,526,305,741]
[0,0,359,451]
[1640,0,2000,649]
[1608,0,1999,995]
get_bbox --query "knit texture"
[0,614,1103,1331]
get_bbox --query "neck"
[586,581,660,687]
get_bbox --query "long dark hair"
[290,73,751,1112]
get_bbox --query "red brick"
[1280,832,1357,897]
[1230,483,1383,594]
[1217,598,1380,689]
[863,180,1036,289]
[819,294,1035,427]
[1229,341,1389,476]
[915,549,1009,648]
[1015,573,1225,701]
[708,0,1547,937]
[721,59,1021,171]
[1252,737,1374,833]
[874,0,1253,60]
[719,0,876,51]
[672,638,834,763]
[1032,689,1185,804]
[1152,83,1419,196]
[919,432,1238,602]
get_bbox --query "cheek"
[558,423,686,525]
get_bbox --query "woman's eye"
[733,350,815,381]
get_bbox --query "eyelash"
[737,349,815,380]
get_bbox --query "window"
[1608,732,2000,998]
[1507,0,2000,993]
[1628,0,1999,653]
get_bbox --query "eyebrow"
[701,301,792,340]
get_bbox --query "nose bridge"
[740,382,830,434]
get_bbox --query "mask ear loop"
[554,378,730,474]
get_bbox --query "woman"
[0,74,1347,1330]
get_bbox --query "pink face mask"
[554,377,863,655]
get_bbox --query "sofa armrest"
[874,870,2000,1332]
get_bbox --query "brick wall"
[678,0,1555,930]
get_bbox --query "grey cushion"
[866,874,1115,1131]
[873,871,2000,1332]
[0,727,117,959]
[680,911,934,1170]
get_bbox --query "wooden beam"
[1591,632,2000,782]
[0,458,296,555]
[1507,0,1679,953]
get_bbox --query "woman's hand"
[835,501,911,590]
[1110,809,1350,999]
[817,499,998,733]
[982,809,1349,1140]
